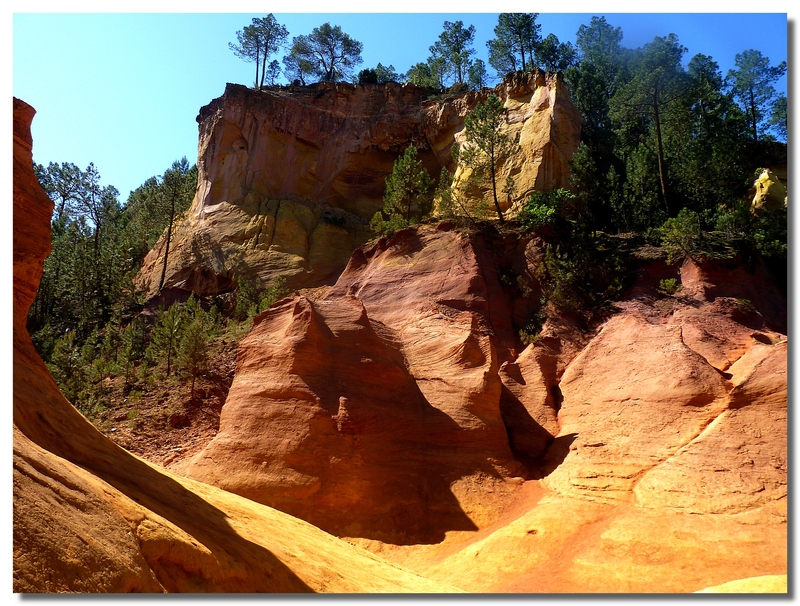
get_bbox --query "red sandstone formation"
[181,219,786,591]
[14,93,786,592]
[12,98,458,593]
[135,71,581,299]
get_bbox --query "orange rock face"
[136,71,581,298]
[12,99,460,594]
[14,93,786,592]
[183,221,786,591]
[182,226,550,542]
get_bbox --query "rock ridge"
[136,71,581,298]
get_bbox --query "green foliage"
[535,33,577,72]
[458,94,520,222]
[726,49,787,142]
[47,331,86,405]
[535,234,624,319]
[371,145,434,236]
[259,276,289,312]
[609,34,689,215]
[487,13,540,76]
[405,60,443,89]
[429,20,476,86]
[518,189,576,231]
[358,63,401,84]
[769,94,787,141]
[735,298,756,314]
[657,278,682,295]
[146,304,184,376]
[467,59,489,90]
[178,302,212,400]
[229,15,289,90]
[659,209,735,264]
[659,209,702,264]
[282,50,315,85]
[519,325,544,347]
[288,23,363,83]
[752,208,787,260]
[234,274,289,320]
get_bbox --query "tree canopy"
[458,94,520,222]
[487,13,540,76]
[229,15,289,90]
[288,23,363,82]
[429,20,476,86]
[726,49,787,142]
[371,145,434,235]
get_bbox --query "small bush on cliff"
[658,278,682,295]
[535,233,624,319]
[518,189,576,231]
[659,209,735,264]
[234,274,289,320]
[371,145,434,236]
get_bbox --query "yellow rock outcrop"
[136,72,581,299]
[750,168,787,215]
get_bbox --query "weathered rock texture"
[182,221,786,591]
[451,71,582,214]
[13,98,459,593]
[750,168,787,215]
[136,71,581,298]
[181,226,544,543]
[15,91,786,592]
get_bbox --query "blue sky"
[9,6,792,204]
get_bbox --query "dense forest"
[28,13,787,422]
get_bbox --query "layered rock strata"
[136,71,581,298]
[181,225,551,542]
[13,98,459,593]
[182,221,786,591]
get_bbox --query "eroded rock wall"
[13,98,459,594]
[182,220,786,590]
[136,71,581,298]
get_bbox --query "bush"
[657,278,682,295]
[660,209,701,264]
[535,234,624,319]
[518,189,576,231]
[234,275,289,320]
[660,208,736,265]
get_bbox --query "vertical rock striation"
[135,72,581,299]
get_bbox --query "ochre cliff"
[13,98,459,593]
[451,71,582,214]
[136,71,581,298]
[15,93,785,593]
[180,220,786,592]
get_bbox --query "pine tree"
[179,303,211,401]
[147,304,184,376]
[458,94,520,222]
[371,145,434,235]
[727,49,787,142]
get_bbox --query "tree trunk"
[157,193,176,293]
[490,150,505,222]
[749,86,758,141]
[260,35,269,89]
[518,33,526,71]
[652,96,670,215]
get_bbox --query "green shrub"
[518,189,576,231]
[658,278,682,295]
[660,209,735,265]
